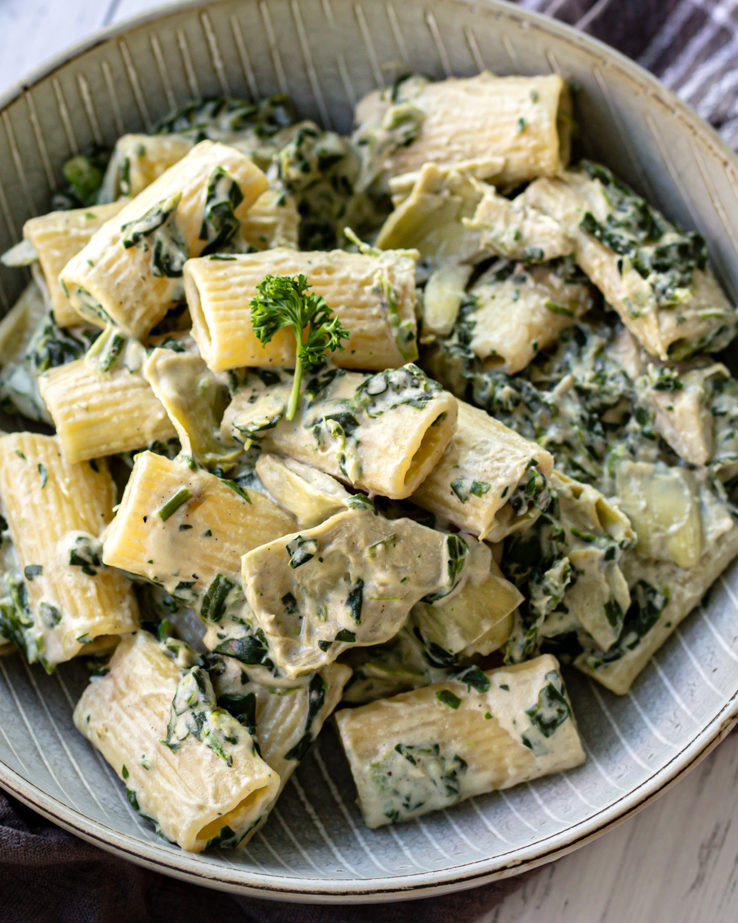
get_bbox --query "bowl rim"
[0,0,737,902]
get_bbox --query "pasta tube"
[39,332,176,463]
[73,631,279,851]
[239,188,299,251]
[576,475,738,694]
[210,657,351,841]
[524,162,738,360]
[354,73,572,188]
[335,654,585,828]
[212,658,351,783]
[23,202,127,327]
[412,400,554,541]
[185,247,418,372]
[60,141,268,338]
[240,507,471,678]
[102,133,195,198]
[0,432,138,668]
[103,451,296,597]
[0,282,54,423]
[101,134,298,249]
[223,364,458,500]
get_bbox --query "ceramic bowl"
[0,0,736,902]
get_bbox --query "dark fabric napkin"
[2,1,737,920]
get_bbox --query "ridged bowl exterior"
[0,0,736,902]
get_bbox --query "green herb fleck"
[286,535,318,568]
[156,487,191,521]
[346,578,364,622]
[436,689,462,709]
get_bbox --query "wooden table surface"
[0,1,735,920]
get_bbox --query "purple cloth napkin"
[1,1,737,920]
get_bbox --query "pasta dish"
[0,72,735,849]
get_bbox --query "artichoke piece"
[615,461,702,569]
[410,536,521,659]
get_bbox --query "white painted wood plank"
[112,0,162,21]
[485,732,738,923]
[0,0,112,92]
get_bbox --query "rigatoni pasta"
[23,202,128,327]
[60,140,268,337]
[102,451,296,597]
[354,72,572,188]
[0,432,138,668]
[185,247,418,372]
[412,400,554,541]
[223,364,458,499]
[335,654,584,828]
[38,332,176,462]
[74,631,280,851]
[524,163,737,360]
[210,657,352,840]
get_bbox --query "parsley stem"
[286,347,304,420]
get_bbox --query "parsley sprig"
[250,274,350,420]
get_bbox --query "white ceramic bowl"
[0,0,736,903]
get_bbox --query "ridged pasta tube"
[0,432,138,669]
[73,631,280,851]
[60,141,268,338]
[354,73,572,189]
[185,247,418,372]
[23,202,127,326]
[412,401,554,541]
[102,133,195,197]
[335,654,585,828]
[39,333,176,462]
[102,451,296,596]
[524,162,738,360]
[101,134,299,249]
[222,364,458,500]
[210,658,351,842]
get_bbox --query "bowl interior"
[0,0,737,901]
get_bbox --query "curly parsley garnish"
[250,274,350,420]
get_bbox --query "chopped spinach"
[286,535,318,568]
[200,574,236,622]
[199,166,244,255]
